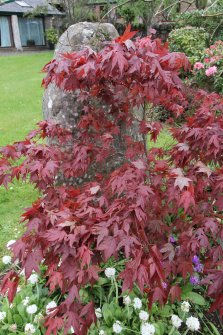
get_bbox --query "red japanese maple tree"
[0,27,223,334]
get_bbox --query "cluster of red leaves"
[0,27,223,334]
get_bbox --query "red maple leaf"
[115,24,138,43]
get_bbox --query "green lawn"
[0,52,53,266]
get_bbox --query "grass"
[147,127,176,151]
[0,52,53,266]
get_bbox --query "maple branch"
[142,102,148,159]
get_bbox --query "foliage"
[0,267,53,335]
[116,0,179,29]
[173,6,223,43]
[45,29,59,46]
[0,256,220,334]
[192,41,223,93]
[0,27,223,334]
[61,0,96,28]
[116,0,157,28]
[24,5,49,18]
[168,27,209,63]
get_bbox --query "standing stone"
[43,22,119,131]
[42,22,143,185]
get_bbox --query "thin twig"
[202,0,219,14]
[210,18,223,41]
[93,0,132,37]
[203,11,223,16]
[155,0,184,16]
[100,0,132,23]
[142,102,148,159]
[155,0,194,16]
[154,0,165,18]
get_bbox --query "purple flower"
[194,263,203,273]
[192,255,200,265]
[162,281,167,289]
[169,236,176,243]
[190,275,200,285]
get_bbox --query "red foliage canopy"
[0,27,223,333]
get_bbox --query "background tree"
[59,0,96,27]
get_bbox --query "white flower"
[9,324,17,332]
[181,301,190,313]
[6,240,16,249]
[105,267,116,278]
[186,316,200,331]
[171,314,182,329]
[0,311,6,321]
[95,307,102,318]
[133,297,142,310]
[123,295,131,305]
[2,255,12,264]
[34,313,44,323]
[69,326,75,333]
[17,286,21,293]
[141,323,155,335]
[26,304,38,315]
[28,273,38,284]
[46,301,57,315]
[139,310,149,322]
[10,303,14,309]
[113,321,122,334]
[99,330,105,335]
[22,297,30,306]
[25,323,36,334]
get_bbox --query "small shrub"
[168,27,209,63]
[193,40,223,93]
[45,29,59,46]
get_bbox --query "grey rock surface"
[42,22,143,185]
[43,22,118,131]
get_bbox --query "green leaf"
[181,283,193,295]
[13,313,23,325]
[154,322,165,335]
[7,309,13,324]
[17,303,26,318]
[114,306,123,320]
[182,291,206,306]
[159,305,172,317]
[208,322,221,335]
[102,303,114,326]
[97,278,108,286]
